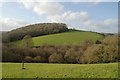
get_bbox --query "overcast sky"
[0,0,119,33]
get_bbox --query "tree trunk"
[22,60,25,69]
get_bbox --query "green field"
[14,31,104,46]
[2,63,118,78]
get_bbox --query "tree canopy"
[2,23,68,42]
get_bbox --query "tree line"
[2,35,119,64]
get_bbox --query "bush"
[33,56,42,63]
[83,44,105,64]
[24,56,33,63]
[48,53,64,63]
[82,43,118,64]
[104,45,118,62]
[102,35,118,46]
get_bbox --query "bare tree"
[22,35,33,48]
[22,35,33,69]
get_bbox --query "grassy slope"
[14,31,104,46]
[2,63,118,78]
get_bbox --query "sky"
[0,0,119,33]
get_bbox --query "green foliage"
[2,63,118,78]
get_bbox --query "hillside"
[2,23,68,42]
[14,30,104,46]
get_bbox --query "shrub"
[48,53,64,63]
[104,45,118,62]
[24,56,33,63]
[64,48,77,63]
[33,56,42,63]
[83,44,105,64]
[83,43,118,64]
[102,35,118,46]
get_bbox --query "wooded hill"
[2,23,68,42]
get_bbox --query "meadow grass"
[2,63,118,78]
[14,31,104,46]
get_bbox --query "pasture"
[14,31,104,46]
[2,63,118,78]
